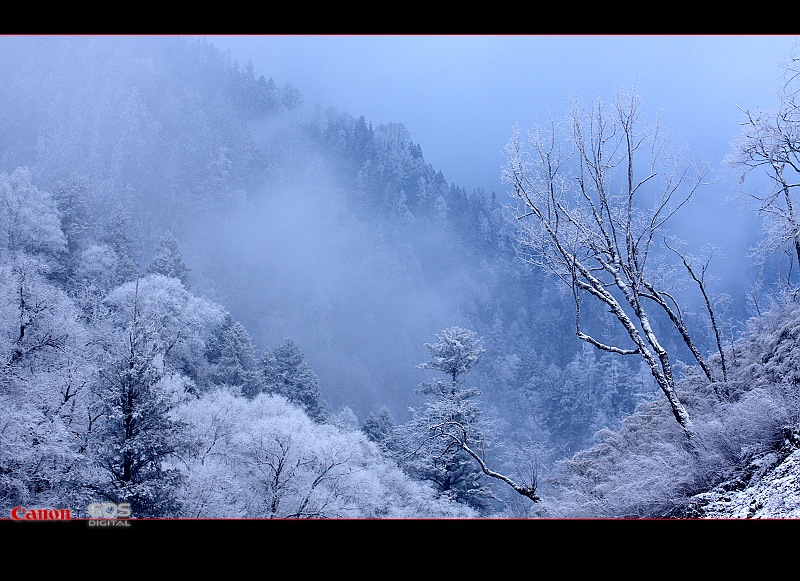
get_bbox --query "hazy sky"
[207,35,797,197]
[200,34,800,305]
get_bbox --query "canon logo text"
[11,507,71,520]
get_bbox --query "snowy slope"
[685,431,800,519]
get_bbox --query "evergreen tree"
[147,230,190,288]
[541,345,599,454]
[396,326,499,514]
[100,202,140,286]
[51,173,95,288]
[89,281,194,518]
[204,313,262,397]
[417,326,486,383]
[361,406,395,447]
[262,338,327,422]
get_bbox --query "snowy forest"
[1,35,799,519]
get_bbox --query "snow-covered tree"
[86,278,200,517]
[0,167,65,262]
[540,346,599,453]
[726,43,800,284]
[396,326,539,513]
[100,202,140,287]
[262,338,327,422]
[204,313,263,397]
[0,255,94,513]
[72,243,124,302]
[174,389,477,518]
[147,230,190,288]
[417,326,485,384]
[362,406,396,447]
[502,87,714,446]
[105,274,223,389]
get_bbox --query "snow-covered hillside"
[684,430,800,518]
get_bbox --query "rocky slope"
[683,428,800,518]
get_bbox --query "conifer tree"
[396,326,540,513]
[89,281,194,518]
[147,230,190,288]
[262,338,327,422]
[101,202,140,286]
[204,313,262,397]
[362,406,396,447]
[399,327,495,512]
[51,173,95,288]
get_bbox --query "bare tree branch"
[502,86,715,447]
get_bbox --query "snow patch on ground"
[692,446,800,519]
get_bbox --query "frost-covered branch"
[502,87,713,446]
[726,46,800,278]
[663,239,728,383]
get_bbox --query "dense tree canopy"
[0,36,798,519]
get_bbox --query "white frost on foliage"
[695,448,800,519]
[174,388,478,518]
